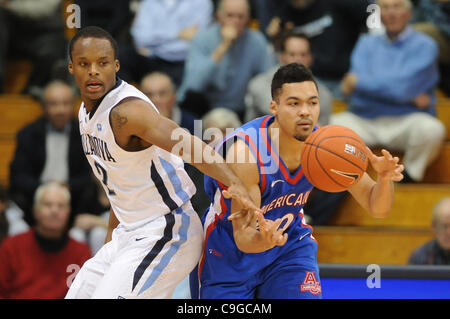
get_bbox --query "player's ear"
[68,61,73,75]
[115,59,120,73]
[269,99,278,115]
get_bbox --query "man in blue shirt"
[118,0,213,87]
[331,0,445,183]
[177,0,276,120]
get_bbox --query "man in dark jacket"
[9,80,91,226]
[409,197,450,265]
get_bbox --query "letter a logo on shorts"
[300,271,322,295]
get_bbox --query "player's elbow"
[369,208,391,219]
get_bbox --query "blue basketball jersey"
[195,115,321,298]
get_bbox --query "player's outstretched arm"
[226,140,288,253]
[110,99,261,216]
[348,147,404,218]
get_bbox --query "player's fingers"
[270,218,284,232]
[277,233,288,246]
[365,146,377,160]
[256,211,266,226]
[222,189,231,199]
[381,149,393,160]
[227,209,247,221]
[243,210,255,229]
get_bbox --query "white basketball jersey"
[78,79,196,228]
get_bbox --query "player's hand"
[224,182,261,228]
[256,211,288,248]
[366,147,404,182]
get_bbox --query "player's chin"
[83,88,105,100]
[294,129,312,142]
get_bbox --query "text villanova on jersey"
[81,133,116,162]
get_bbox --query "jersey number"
[94,161,116,195]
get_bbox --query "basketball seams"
[302,124,333,187]
[314,145,349,190]
[315,136,367,172]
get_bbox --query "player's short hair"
[271,63,318,102]
[68,26,118,61]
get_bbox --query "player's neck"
[83,98,96,113]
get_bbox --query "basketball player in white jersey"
[64,26,259,299]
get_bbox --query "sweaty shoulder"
[109,97,158,149]
[110,97,155,129]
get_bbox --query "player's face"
[68,37,120,107]
[34,188,70,235]
[270,81,319,141]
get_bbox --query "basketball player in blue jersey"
[192,63,405,299]
[64,26,260,299]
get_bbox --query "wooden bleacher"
[314,97,450,265]
[314,226,433,265]
[0,95,43,186]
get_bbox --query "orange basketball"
[301,125,369,192]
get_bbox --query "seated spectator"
[413,0,450,95]
[0,0,67,96]
[0,183,28,244]
[118,0,213,87]
[0,181,91,299]
[245,32,332,125]
[202,107,242,141]
[331,0,446,183]
[177,0,276,120]
[408,197,450,265]
[140,72,198,135]
[261,0,372,97]
[9,80,92,226]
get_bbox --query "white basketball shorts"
[65,201,203,299]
